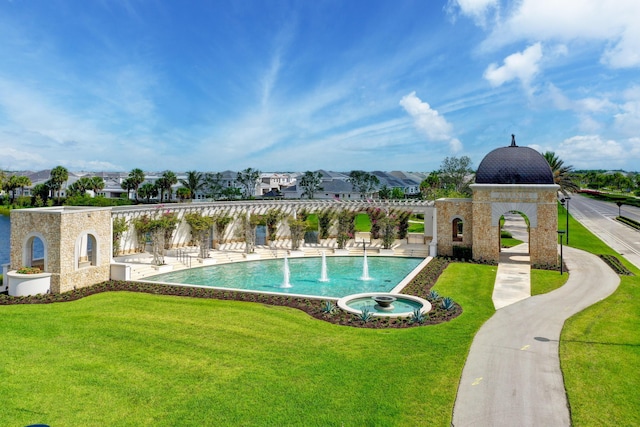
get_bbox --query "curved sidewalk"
[452,247,620,426]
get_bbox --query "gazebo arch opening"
[452,217,464,242]
[76,232,98,269]
[23,233,47,271]
[498,210,530,254]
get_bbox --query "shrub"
[320,301,337,314]
[358,308,373,323]
[441,297,455,310]
[410,308,425,324]
[16,266,42,274]
[452,246,472,260]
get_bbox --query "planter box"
[152,264,173,273]
[7,271,52,296]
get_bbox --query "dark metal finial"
[510,134,517,147]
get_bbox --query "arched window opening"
[77,233,97,269]
[26,236,45,270]
[452,218,463,242]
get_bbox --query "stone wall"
[470,184,559,265]
[435,198,473,257]
[10,207,112,293]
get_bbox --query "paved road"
[452,247,620,426]
[568,193,640,269]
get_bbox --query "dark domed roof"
[475,135,554,185]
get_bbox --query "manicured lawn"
[558,206,640,426]
[0,264,497,426]
[354,213,371,232]
[530,268,568,295]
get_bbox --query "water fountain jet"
[281,256,292,288]
[319,251,329,282]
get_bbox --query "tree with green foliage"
[236,168,261,198]
[213,213,233,248]
[420,171,441,200]
[543,152,580,195]
[336,210,356,249]
[264,208,285,244]
[180,170,204,200]
[3,175,22,203]
[440,156,473,195]
[112,217,129,256]
[127,168,145,201]
[49,165,69,204]
[299,171,323,199]
[378,185,391,200]
[156,170,178,201]
[378,215,398,249]
[288,217,306,251]
[348,170,380,199]
[317,209,334,240]
[184,212,215,258]
[237,212,260,253]
[203,172,224,200]
[176,187,191,202]
[138,182,158,203]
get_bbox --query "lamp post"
[561,196,571,244]
[557,230,566,275]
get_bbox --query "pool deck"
[113,239,431,281]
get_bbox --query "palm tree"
[49,165,69,204]
[543,152,580,195]
[179,170,204,200]
[3,175,20,203]
[176,187,191,202]
[128,168,145,201]
[90,176,105,195]
[157,170,177,201]
[16,175,31,197]
[138,182,158,203]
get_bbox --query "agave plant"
[411,308,425,324]
[358,308,373,322]
[321,300,337,314]
[428,290,440,300]
[441,297,455,310]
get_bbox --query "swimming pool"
[144,256,424,298]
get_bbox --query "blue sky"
[0,0,639,173]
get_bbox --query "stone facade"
[435,184,559,265]
[10,207,112,293]
[435,198,473,257]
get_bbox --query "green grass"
[530,269,568,295]
[500,237,523,248]
[0,264,497,426]
[354,213,371,232]
[558,205,640,426]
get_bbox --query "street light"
[557,230,566,275]
[561,196,571,244]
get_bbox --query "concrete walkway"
[493,214,531,309]
[492,244,530,309]
[452,246,620,426]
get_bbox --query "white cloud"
[614,86,640,137]
[555,135,640,168]
[480,0,640,69]
[447,0,499,27]
[483,43,542,88]
[399,91,462,152]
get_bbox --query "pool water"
[145,256,423,298]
